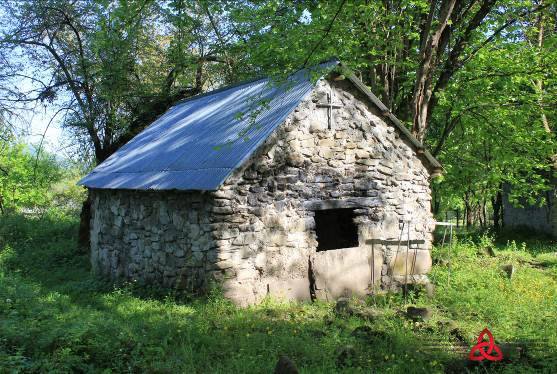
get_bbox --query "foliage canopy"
[0,0,556,219]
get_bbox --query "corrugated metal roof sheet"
[78,61,339,190]
[78,60,442,191]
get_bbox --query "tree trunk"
[411,0,456,141]
[78,191,91,253]
[465,192,473,228]
[431,185,441,215]
[433,197,441,216]
[533,0,551,133]
[492,189,503,230]
[466,209,473,227]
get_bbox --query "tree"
[430,31,556,227]
[0,142,63,213]
[223,0,551,143]
[0,0,237,246]
[0,0,234,164]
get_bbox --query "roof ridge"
[173,76,267,106]
[173,60,341,107]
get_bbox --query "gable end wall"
[209,78,434,304]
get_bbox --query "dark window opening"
[314,208,359,251]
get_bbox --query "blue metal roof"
[78,61,339,191]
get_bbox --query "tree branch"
[301,0,347,68]
[4,38,102,155]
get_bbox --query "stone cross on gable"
[316,88,343,130]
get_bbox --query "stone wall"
[211,78,435,305]
[90,190,219,290]
[89,77,435,305]
[502,183,557,237]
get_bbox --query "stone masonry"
[502,182,557,237]
[90,78,436,305]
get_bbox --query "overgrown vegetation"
[0,141,85,215]
[1,214,555,373]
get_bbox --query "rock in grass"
[323,315,334,326]
[406,306,432,322]
[501,264,515,279]
[437,321,470,356]
[335,297,385,321]
[336,345,356,368]
[334,297,352,316]
[350,325,374,339]
[525,260,545,269]
[449,327,467,345]
[274,355,298,374]
[476,245,496,257]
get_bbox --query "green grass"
[1,213,556,373]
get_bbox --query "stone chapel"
[79,61,442,305]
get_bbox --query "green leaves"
[0,143,63,212]
[430,23,557,211]
[1,0,556,220]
